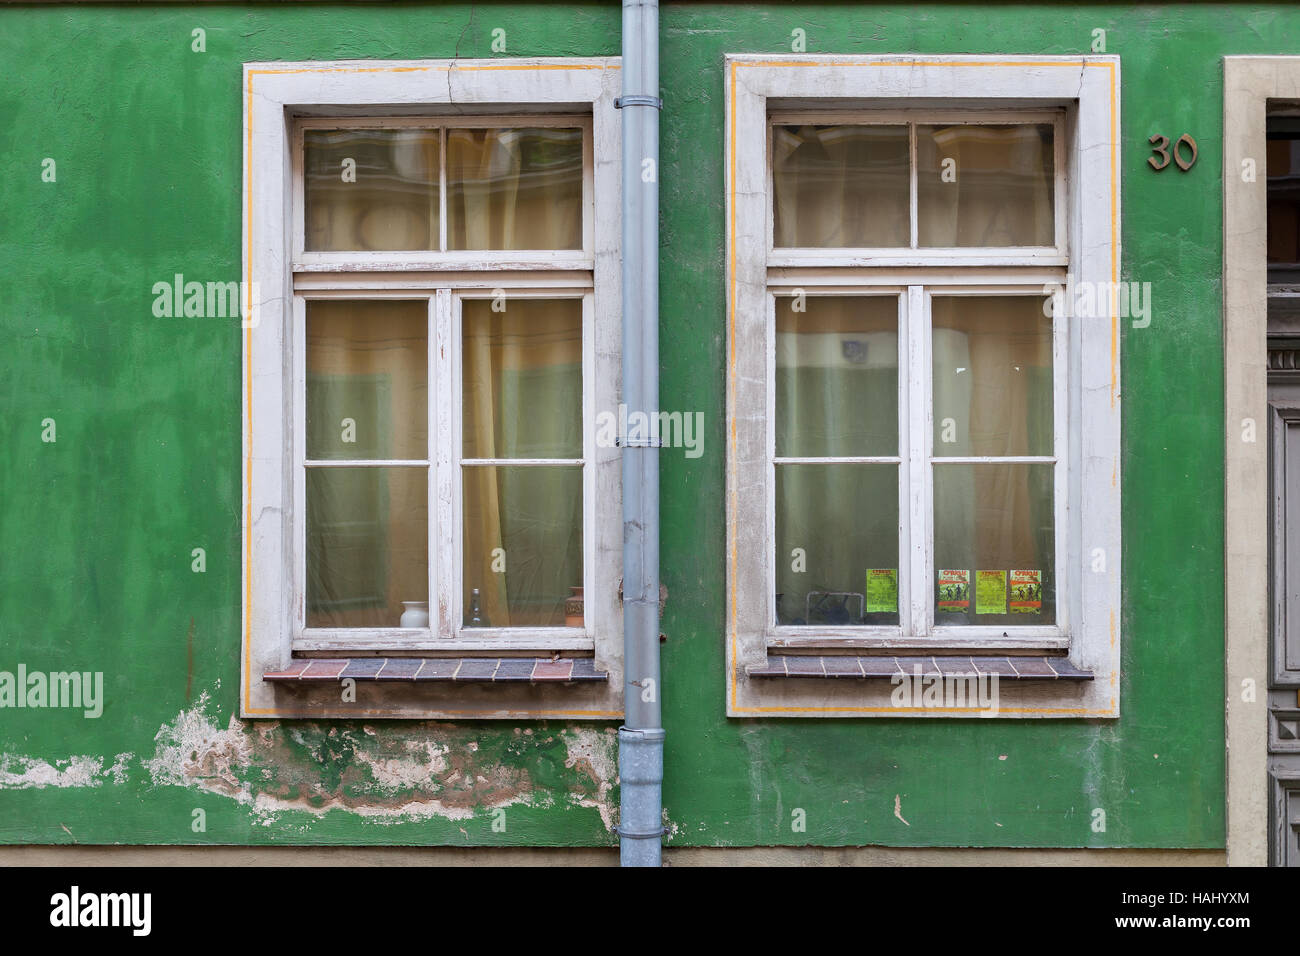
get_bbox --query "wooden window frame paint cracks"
[241,58,624,720]
[725,54,1122,718]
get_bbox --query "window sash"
[764,281,1069,648]
[291,114,596,270]
[290,288,595,652]
[766,109,1067,266]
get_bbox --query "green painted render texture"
[0,1,1259,848]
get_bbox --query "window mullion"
[906,285,930,637]
[1053,288,1070,633]
[434,289,455,638]
[292,295,307,639]
[581,292,595,634]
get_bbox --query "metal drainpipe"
[617,0,664,867]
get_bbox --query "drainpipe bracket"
[616,436,664,448]
[614,95,663,110]
[612,825,668,840]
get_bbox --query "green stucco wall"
[0,1,1269,848]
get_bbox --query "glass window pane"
[462,298,582,459]
[306,466,428,628]
[776,295,899,457]
[306,300,428,461]
[931,295,1053,458]
[932,462,1055,626]
[917,124,1054,247]
[774,464,899,626]
[304,129,439,251]
[447,128,583,250]
[463,465,582,627]
[772,125,910,248]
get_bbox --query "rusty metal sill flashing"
[264,657,608,684]
[748,655,1093,680]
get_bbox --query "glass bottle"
[467,588,489,627]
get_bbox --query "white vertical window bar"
[581,293,595,633]
[292,295,308,636]
[434,290,454,638]
[765,291,777,628]
[449,289,464,636]
[1052,287,1070,632]
[895,291,912,636]
[907,285,930,636]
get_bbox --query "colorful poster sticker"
[1009,569,1042,613]
[866,569,898,613]
[937,569,970,612]
[976,570,1007,615]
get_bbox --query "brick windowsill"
[264,657,607,684]
[748,656,1093,680]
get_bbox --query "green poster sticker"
[865,569,898,613]
[975,570,1007,614]
[937,569,970,612]
[1009,569,1042,613]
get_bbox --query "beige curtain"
[772,125,909,247]
[303,126,585,630]
[918,124,1055,247]
[462,299,583,627]
[304,300,429,628]
[772,123,1053,249]
[448,128,582,250]
[304,129,440,251]
[774,297,899,624]
[932,296,1054,620]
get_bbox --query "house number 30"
[1148,133,1198,171]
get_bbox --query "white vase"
[400,601,430,628]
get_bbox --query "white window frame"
[241,58,624,720]
[767,109,1068,265]
[290,285,594,655]
[292,114,595,270]
[725,54,1121,718]
[764,281,1069,650]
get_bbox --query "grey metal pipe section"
[618,0,663,867]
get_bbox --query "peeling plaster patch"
[358,738,451,792]
[143,690,550,827]
[563,726,618,831]
[108,753,132,784]
[893,794,910,826]
[0,754,105,790]
[143,691,252,799]
[663,808,680,843]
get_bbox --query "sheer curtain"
[303,125,585,630]
[774,296,899,625]
[463,299,582,627]
[304,129,440,251]
[451,128,583,625]
[768,119,1056,623]
[917,123,1055,247]
[772,125,909,247]
[305,300,429,629]
[932,296,1055,623]
[448,128,583,250]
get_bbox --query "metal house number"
[1148,133,1198,171]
